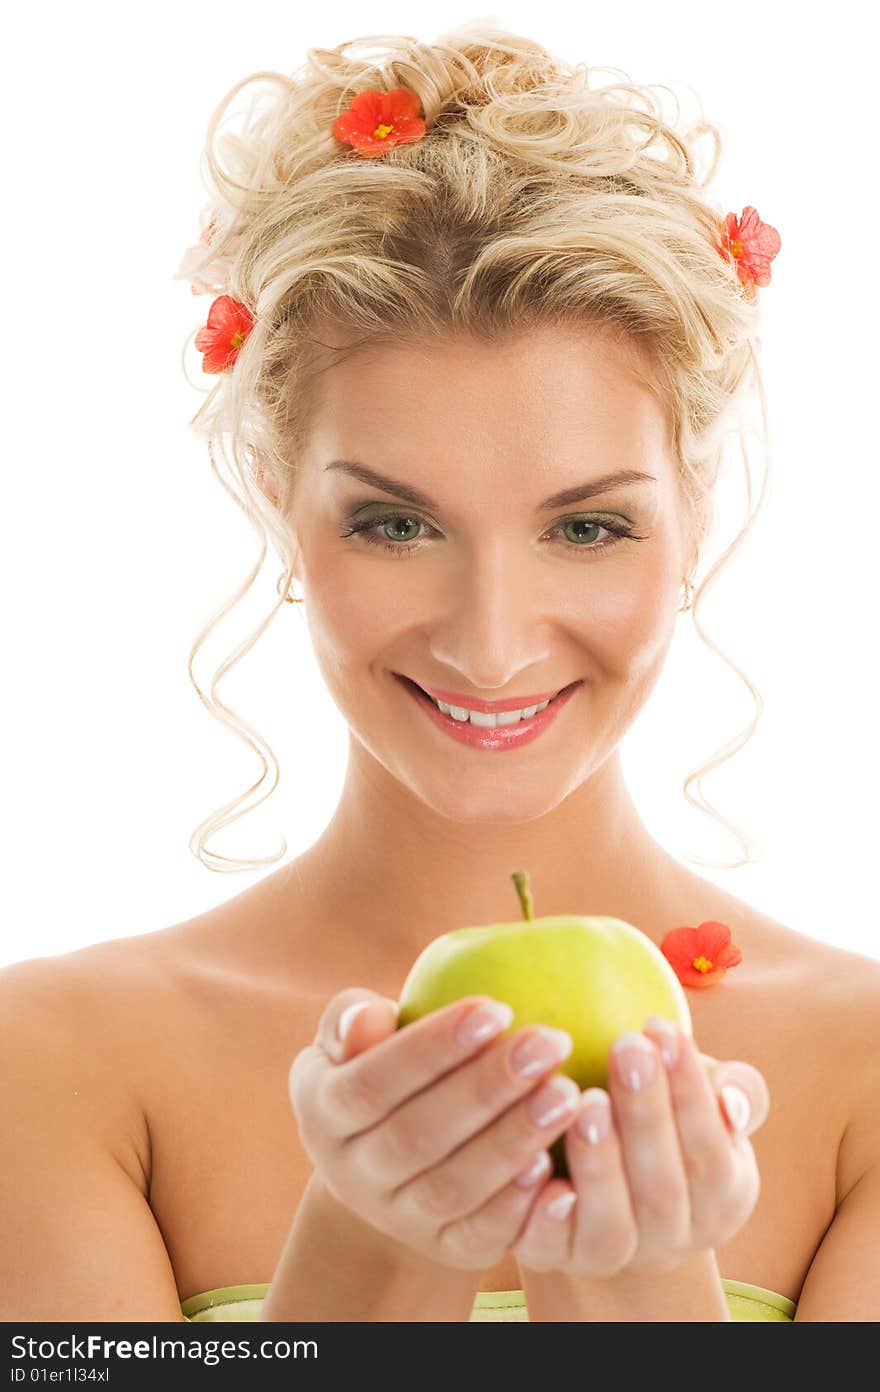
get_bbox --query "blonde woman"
[3,23,877,1323]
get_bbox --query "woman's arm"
[260,1171,484,1322]
[520,1248,731,1321]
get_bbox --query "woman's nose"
[425,545,555,685]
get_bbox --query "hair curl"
[175,20,773,875]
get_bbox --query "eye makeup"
[338,503,649,561]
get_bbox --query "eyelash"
[338,511,647,559]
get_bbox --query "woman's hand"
[509,1016,770,1277]
[287,987,583,1271]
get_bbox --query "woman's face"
[285,322,692,823]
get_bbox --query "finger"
[317,989,400,1063]
[287,989,396,1116]
[713,1066,770,1138]
[642,1021,758,1242]
[605,1031,691,1263]
[509,1177,579,1272]
[558,1087,641,1276]
[394,1068,581,1222]
[337,997,400,1063]
[352,1025,577,1186]
[646,1018,770,1138]
[435,1151,555,1270]
[319,995,517,1139]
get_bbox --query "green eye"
[559,518,611,546]
[339,510,646,559]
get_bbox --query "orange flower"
[660,921,743,989]
[718,206,781,288]
[194,294,255,374]
[199,217,219,249]
[332,87,426,158]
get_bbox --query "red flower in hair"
[332,87,426,158]
[660,921,743,989]
[194,294,254,374]
[718,206,781,288]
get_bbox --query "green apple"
[397,870,692,1177]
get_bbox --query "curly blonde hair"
[176,21,774,875]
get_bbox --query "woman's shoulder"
[714,896,880,1059]
[0,937,171,1194]
[729,905,880,1202]
[0,925,185,1024]
[791,927,880,1206]
[0,922,227,1111]
[746,908,880,1006]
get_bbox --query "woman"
[2,24,877,1323]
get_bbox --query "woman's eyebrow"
[324,459,657,510]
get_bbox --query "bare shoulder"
[739,906,880,1033]
[0,930,187,1191]
[801,932,880,1207]
[0,928,182,1043]
[744,910,880,1205]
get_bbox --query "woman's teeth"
[429,693,555,726]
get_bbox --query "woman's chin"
[402,777,570,826]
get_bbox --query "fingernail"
[513,1152,551,1188]
[337,1000,371,1044]
[510,1026,573,1078]
[643,1016,680,1069]
[545,1190,577,1221]
[611,1033,659,1090]
[720,1083,751,1133]
[456,1000,514,1048]
[574,1088,612,1144]
[525,1076,580,1127]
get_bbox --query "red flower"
[194,294,255,374]
[718,206,781,288]
[332,87,426,158]
[660,921,743,989]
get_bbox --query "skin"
[272,321,704,969]
[251,321,767,1296]
[282,987,765,1304]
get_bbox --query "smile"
[394,674,582,751]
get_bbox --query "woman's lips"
[394,673,582,751]
[420,682,566,713]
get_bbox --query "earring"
[678,576,695,612]
[279,572,305,604]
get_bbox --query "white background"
[2,3,877,968]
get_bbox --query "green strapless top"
[181,1279,796,1323]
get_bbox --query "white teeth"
[434,696,552,726]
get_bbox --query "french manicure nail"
[456,1000,514,1048]
[720,1083,751,1133]
[643,1016,680,1069]
[337,1000,371,1044]
[513,1152,551,1188]
[611,1032,659,1090]
[526,1076,580,1127]
[510,1027,573,1078]
[545,1190,577,1221]
[574,1089,612,1144]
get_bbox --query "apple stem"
[511,870,534,921]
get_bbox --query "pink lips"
[419,682,567,713]
[396,673,581,751]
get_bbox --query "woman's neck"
[277,740,693,988]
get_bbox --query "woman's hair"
[177,21,772,876]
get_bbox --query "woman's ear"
[252,456,281,509]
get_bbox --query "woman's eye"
[338,511,646,558]
[372,515,424,544]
